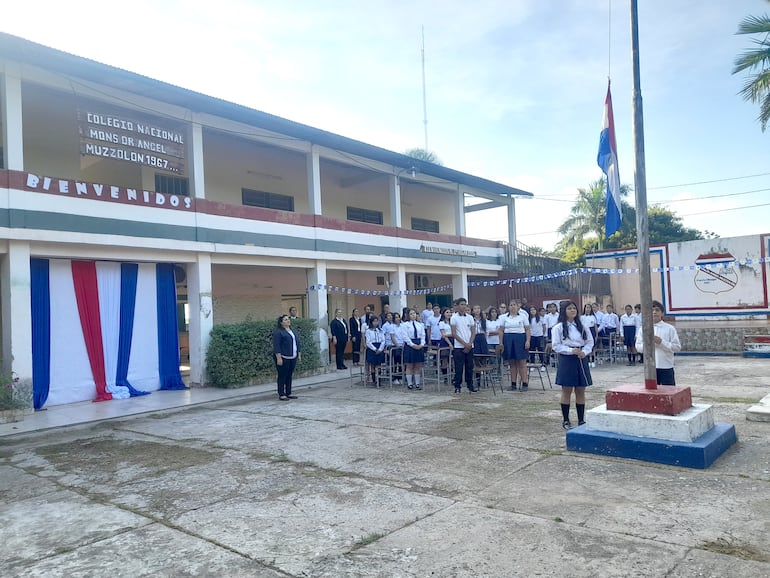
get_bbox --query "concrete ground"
[1,357,769,577]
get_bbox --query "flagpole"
[630,0,656,390]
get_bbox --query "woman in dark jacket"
[273,314,302,400]
[349,308,362,366]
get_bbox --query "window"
[242,188,294,211]
[411,217,440,233]
[155,174,189,196]
[347,206,383,225]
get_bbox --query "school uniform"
[552,321,594,388]
[402,320,426,364]
[500,310,530,361]
[620,313,638,347]
[635,320,681,385]
[450,312,476,391]
[528,315,547,364]
[545,311,559,340]
[426,314,443,346]
[365,327,386,366]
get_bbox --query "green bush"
[206,318,320,388]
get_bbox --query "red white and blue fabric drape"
[31,259,186,409]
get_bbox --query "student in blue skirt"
[552,301,594,429]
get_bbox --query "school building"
[0,32,534,407]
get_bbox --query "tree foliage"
[733,4,770,131]
[403,148,443,165]
[554,180,711,265]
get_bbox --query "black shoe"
[562,420,572,430]
[521,384,528,392]
[407,384,414,390]
[287,395,298,399]
[279,396,289,401]
[578,420,586,426]
[415,385,422,390]
[454,387,461,394]
[468,386,478,393]
[510,384,517,391]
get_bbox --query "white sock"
[406,375,413,385]
[415,375,421,386]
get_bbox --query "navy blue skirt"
[503,333,527,360]
[623,325,637,347]
[555,354,593,387]
[403,344,425,364]
[366,344,385,365]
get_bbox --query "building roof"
[0,32,533,200]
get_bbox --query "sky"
[3,0,769,252]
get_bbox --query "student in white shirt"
[450,297,477,393]
[580,303,598,367]
[364,316,386,385]
[544,302,560,341]
[389,313,404,385]
[633,304,643,363]
[528,306,548,366]
[420,302,433,326]
[635,301,681,385]
[485,306,501,355]
[620,304,639,366]
[500,300,531,392]
[438,307,454,382]
[425,304,443,347]
[401,309,426,390]
[552,301,594,429]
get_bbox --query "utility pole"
[630,0,656,389]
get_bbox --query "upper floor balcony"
[0,32,533,271]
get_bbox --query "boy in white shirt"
[450,297,477,394]
[635,301,681,385]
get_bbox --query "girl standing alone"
[552,301,594,429]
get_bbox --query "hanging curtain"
[71,261,112,402]
[116,263,149,396]
[31,258,50,410]
[156,263,186,390]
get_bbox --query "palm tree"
[557,180,631,250]
[733,5,770,131]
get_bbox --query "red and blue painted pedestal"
[567,385,737,469]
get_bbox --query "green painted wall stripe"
[3,209,501,265]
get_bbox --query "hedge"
[206,318,320,388]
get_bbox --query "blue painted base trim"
[676,351,741,357]
[743,352,770,358]
[566,423,737,469]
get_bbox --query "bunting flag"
[30,259,185,409]
[598,81,622,237]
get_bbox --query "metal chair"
[473,353,501,395]
[526,351,553,390]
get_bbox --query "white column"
[187,254,213,385]
[1,241,32,380]
[455,185,466,236]
[508,196,517,247]
[307,145,322,215]
[390,265,407,315]
[452,271,468,302]
[1,64,24,170]
[307,261,329,365]
[190,120,206,199]
[389,175,402,228]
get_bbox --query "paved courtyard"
[1,357,769,577]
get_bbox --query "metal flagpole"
[630,0,657,389]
